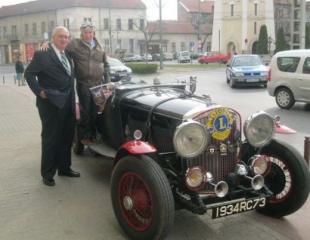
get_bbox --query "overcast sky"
[0,0,178,20]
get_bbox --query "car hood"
[110,65,131,72]
[232,65,268,72]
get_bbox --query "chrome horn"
[209,181,229,198]
[245,175,265,190]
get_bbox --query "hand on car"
[39,90,48,99]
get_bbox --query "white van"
[267,49,310,109]
[177,51,191,63]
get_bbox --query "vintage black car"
[74,78,310,240]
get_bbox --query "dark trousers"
[37,97,75,180]
[77,84,97,140]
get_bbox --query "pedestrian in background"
[15,57,25,86]
[25,26,80,187]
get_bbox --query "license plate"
[211,197,266,219]
[246,78,259,82]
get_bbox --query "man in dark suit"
[25,26,80,187]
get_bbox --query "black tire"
[275,87,295,109]
[111,155,175,240]
[229,78,236,88]
[73,127,84,155]
[257,139,310,217]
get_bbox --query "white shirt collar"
[51,43,65,60]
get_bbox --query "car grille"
[187,108,241,184]
[244,72,261,76]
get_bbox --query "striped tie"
[60,52,71,75]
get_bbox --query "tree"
[257,25,268,54]
[306,23,310,49]
[275,27,289,53]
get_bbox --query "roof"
[178,0,214,13]
[274,49,310,57]
[148,20,210,34]
[0,0,146,18]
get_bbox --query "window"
[3,26,7,38]
[11,25,17,36]
[181,42,185,51]
[63,18,70,30]
[116,18,121,30]
[49,21,55,31]
[117,39,122,49]
[140,19,145,30]
[128,19,133,30]
[32,23,37,35]
[129,39,134,53]
[104,18,109,30]
[254,22,257,34]
[277,57,300,73]
[25,24,29,36]
[230,4,234,17]
[84,17,92,23]
[172,42,176,52]
[303,58,310,74]
[41,22,46,34]
[254,3,258,16]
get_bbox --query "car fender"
[114,140,157,164]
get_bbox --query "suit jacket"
[25,45,75,109]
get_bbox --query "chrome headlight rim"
[244,111,275,148]
[173,120,209,158]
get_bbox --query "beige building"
[211,0,275,54]
[0,0,146,64]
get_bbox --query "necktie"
[60,52,71,75]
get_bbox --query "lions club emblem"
[206,108,234,140]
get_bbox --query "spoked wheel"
[257,139,310,217]
[73,126,84,155]
[111,155,175,240]
[275,87,295,109]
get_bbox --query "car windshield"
[232,56,262,67]
[180,52,189,56]
[108,58,124,67]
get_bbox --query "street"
[0,65,309,240]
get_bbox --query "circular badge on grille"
[206,108,234,140]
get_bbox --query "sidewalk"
[0,85,309,240]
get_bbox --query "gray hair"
[51,26,69,38]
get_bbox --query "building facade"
[0,0,146,64]
[148,0,214,54]
[211,0,275,54]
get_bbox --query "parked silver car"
[267,50,310,109]
[107,57,132,82]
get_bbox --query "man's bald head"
[51,26,70,51]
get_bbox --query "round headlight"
[251,155,270,176]
[173,121,208,158]
[185,167,204,189]
[244,111,275,148]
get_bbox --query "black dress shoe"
[58,169,80,177]
[42,178,55,186]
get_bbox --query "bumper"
[111,74,132,82]
[232,77,268,86]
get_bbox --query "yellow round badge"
[206,108,234,140]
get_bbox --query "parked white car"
[267,49,310,109]
[177,51,191,63]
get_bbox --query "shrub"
[257,25,269,54]
[126,63,158,74]
[275,27,289,53]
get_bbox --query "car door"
[296,57,310,101]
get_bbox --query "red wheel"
[118,172,153,232]
[111,155,175,240]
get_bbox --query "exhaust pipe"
[209,181,229,198]
[245,175,264,190]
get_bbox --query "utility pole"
[300,0,306,49]
[159,0,163,70]
[108,7,113,54]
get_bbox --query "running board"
[88,142,117,158]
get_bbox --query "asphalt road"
[0,65,309,240]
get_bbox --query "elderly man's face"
[52,28,69,51]
[81,27,94,42]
